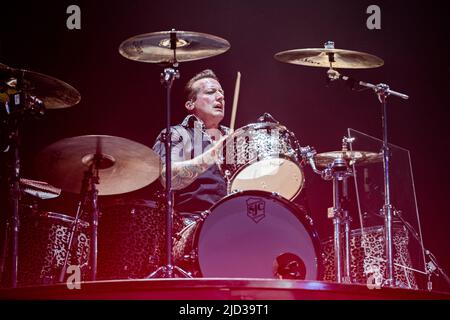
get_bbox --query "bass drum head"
[196,191,321,279]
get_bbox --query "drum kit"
[1,29,419,289]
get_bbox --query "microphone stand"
[395,210,450,291]
[327,68,409,287]
[58,159,100,283]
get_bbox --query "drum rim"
[231,121,290,134]
[100,197,160,208]
[225,122,300,155]
[226,154,305,201]
[191,190,324,280]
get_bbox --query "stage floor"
[1,279,449,300]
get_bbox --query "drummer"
[153,69,230,216]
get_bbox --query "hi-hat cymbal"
[35,135,161,196]
[274,42,384,69]
[20,178,62,200]
[314,150,382,167]
[119,30,230,63]
[0,63,81,109]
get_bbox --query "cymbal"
[35,135,161,196]
[119,30,230,63]
[20,178,61,200]
[274,44,384,69]
[0,63,81,109]
[314,150,382,167]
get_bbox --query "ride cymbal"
[274,41,384,69]
[119,30,230,63]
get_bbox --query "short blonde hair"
[185,69,219,101]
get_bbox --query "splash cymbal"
[119,30,230,63]
[35,135,161,196]
[314,150,382,167]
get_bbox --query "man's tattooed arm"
[160,136,226,190]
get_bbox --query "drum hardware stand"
[394,210,450,291]
[257,112,279,124]
[58,157,101,283]
[301,144,353,283]
[147,30,191,278]
[424,249,450,291]
[327,68,409,287]
[0,85,45,288]
[327,158,353,283]
[224,169,232,194]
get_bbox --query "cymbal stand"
[0,82,45,288]
[327,68,409,287]
[341,136,355,283]
[301,146,353,283]
[148,30,191,278]
[330,159,353,283]
[58,160,100,283]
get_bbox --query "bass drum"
[173,191,322,279]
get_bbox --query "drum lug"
[271,192,281,199]
[230,189,242,195]
[199,210,210,220]
[305,214,314,226]
[183,249,198,263]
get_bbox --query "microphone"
[327,69,409,100]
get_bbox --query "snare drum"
[220,122,304,200]
[173,191,322,279]
[18,210,90,286]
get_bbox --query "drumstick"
[229,71,241,132]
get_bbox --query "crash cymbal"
[20,178,61,200]
[0,63,81,109]
[274,41,384,69]
[35,135,161,196]
[119,30,230,63]
[314,150,382,167]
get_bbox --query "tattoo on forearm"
[160,140,222,190]
[161,160,210,190]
